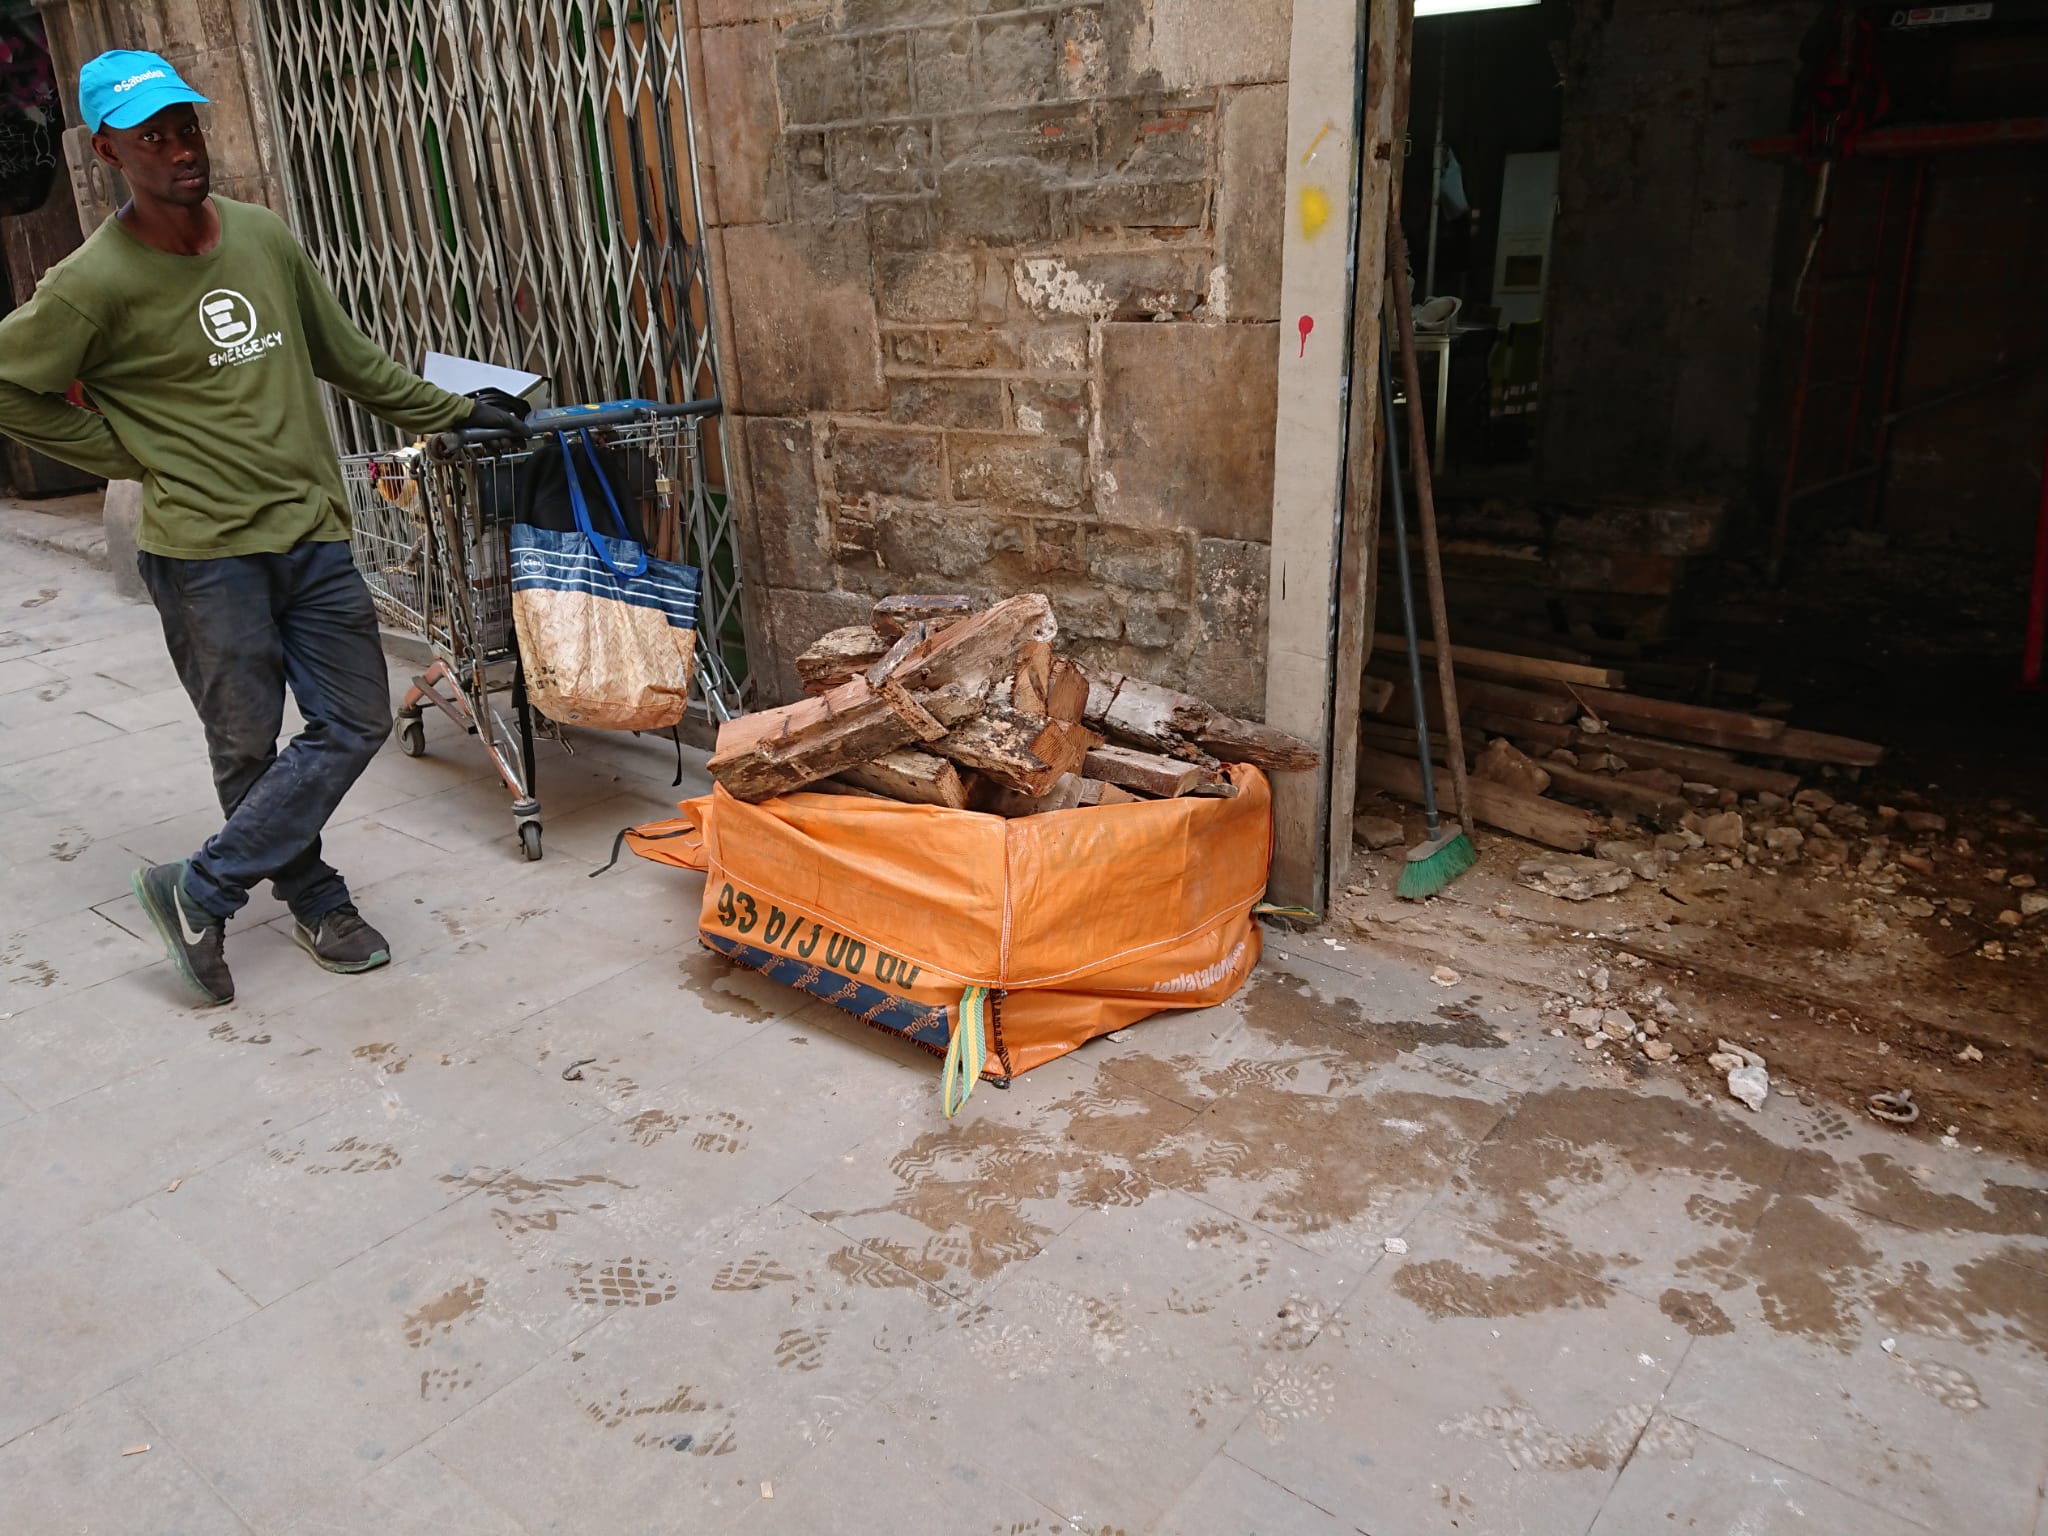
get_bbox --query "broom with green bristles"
[1378,325,1476,899]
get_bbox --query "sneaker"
[293,904,391,974]
[131,861,234,1006]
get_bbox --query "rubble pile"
[709,592,1318,813]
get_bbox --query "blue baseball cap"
[78,50,209,134]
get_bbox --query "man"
[0,50,525,1006]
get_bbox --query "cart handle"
[430,397,721,458]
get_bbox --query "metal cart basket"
[343,399,738,861]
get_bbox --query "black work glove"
[461,392,530,441]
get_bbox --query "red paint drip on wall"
[1297,315,1315,357]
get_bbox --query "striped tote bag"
[509,428,701,732]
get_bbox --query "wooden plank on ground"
[1354,748,1601,852]
[1541,761,1689,826]
[1765,727,1884,767]
[1571,686,1787,749]
[1589,731,1801,796]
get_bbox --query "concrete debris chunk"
[1430,966,1461,987]
[1900,809,1947,834]
[1517,856,1633,902]
[1643,1040,1675,1062]
[2022,893,2048,917]
[1353,814,1405,851]
[1600,1009,1636,1041]
[1707,1039,1770,1112]
[1700,811,1744,849]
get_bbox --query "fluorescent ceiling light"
[1415,0,1540,14]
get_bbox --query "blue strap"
[557,428,648,580]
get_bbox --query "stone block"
[936,164,1053,246]
[1047,585,1124,640]
[1097,101,1215,179]
[860,31,915,117]
[839,0,989,28]
[1121,594,1182,650]
[1008,378,1088,437]
[1055,6,1110,97]
[1088,526,1190,592]
[930,328,1025,370]
[1144,0,1291,88]
[831,122,934,196]
[867,198,937,250]
[1061,179,1209,233]
[978,14,1059,105]
[741,417,827,591]
[911,24,977,113]
[1097,322,1276,538]
[876,251,979,322]
[762,588,876,703]
[1186,536,1268,715]
[101,480,147,601]
[876,505,1019,579]
[938,105,1097,174]
[719,222,885,415]
[886,328,934,366]
[784,130,837,222]
[888,378,1006,430]
[1017,250,1210,320]
[949,434,1086,510]
[700,0,808,21]
[1027,517,1087,575]
[700,22,785,225]
[778,33,864,127]
[1214,82,1286,322]
[830,425,946,500]
[1019,325,1091,372]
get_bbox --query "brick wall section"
[693,0,1291,711]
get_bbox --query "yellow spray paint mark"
[1299,184,1332,240]
[1300,122,1333,167]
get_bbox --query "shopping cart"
[343,398,741,861]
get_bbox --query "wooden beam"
[932,712,1096,797]
[1571,687,1786,749]
[1373,633,1626,689]
[796,626,889,695]
[1540,761,1690,827]
[834,749,973,809]
[1355,748,1601,852]
[1591,731,1802,796]
[1765,727,1884,768]
[1083,744,1202,798]
[873,594,977,639]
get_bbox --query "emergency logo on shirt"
[199,288,284,368]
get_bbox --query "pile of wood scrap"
[1357,634,1884,853]
[709,593,1319,813]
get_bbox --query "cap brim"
[95,86,210,133]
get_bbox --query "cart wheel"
[398,718,426,757]
[519,823,543,862]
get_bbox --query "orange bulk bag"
[627,765,1271,1111]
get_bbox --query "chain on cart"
[343,400,741,862]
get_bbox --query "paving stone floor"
[1,539,2044,1535]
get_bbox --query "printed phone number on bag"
[714,883,926,988]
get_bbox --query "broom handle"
[1378,331,1442,836]
[1386,221,1473,835]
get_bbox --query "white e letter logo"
[199,289,258,348]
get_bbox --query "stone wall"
[38,0,284,230]
[693,0,1292,711]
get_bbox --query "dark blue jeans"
[139,539,392,923]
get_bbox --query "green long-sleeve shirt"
[0,196,470,559]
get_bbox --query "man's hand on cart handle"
[461,398,530,442]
